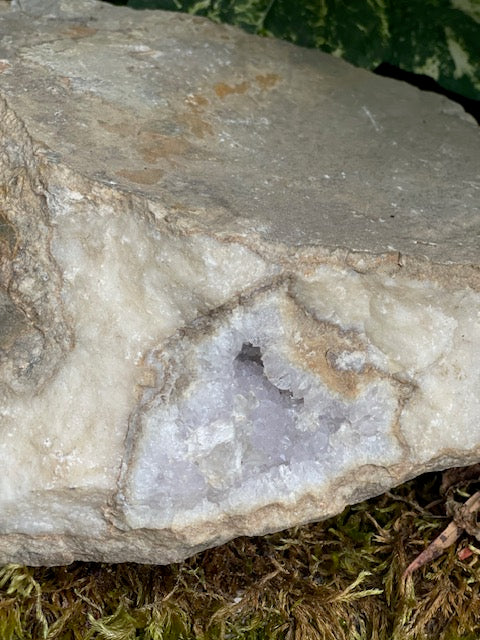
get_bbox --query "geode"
[0,0,479,565]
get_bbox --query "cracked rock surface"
[0,0,479,565]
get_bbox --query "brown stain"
[138,133,192,163]
[177,112,213,139]
[98,119,197,162]
[283,298,380,399]
[214,81,249,99]
[255,73,281,90]
[58,76,72,89]
[62,25,98,39]
[178,93,214,139]
[116,168,164,185]
[98,120,138,137]
[185,94,209,109]
[0,61,10,74]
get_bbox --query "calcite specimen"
[0,0,479,565]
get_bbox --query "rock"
[0,0,479,566]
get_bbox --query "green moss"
[2,472,480,639]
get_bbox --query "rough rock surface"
[0,0,479,565]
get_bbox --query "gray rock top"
[2,0,479,264]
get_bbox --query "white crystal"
[120,288,404,530]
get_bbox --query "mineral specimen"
[0,0,479,565]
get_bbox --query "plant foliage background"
[109,0,480,102]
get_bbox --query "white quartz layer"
[2,174,480,560]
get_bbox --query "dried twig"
[403,490,480,578]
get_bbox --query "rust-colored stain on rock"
[138,133,192,163]
[213,75,279,99]
[255,73,281,90]
[179,93,214,139]
[185,94,209,109]
[214,81,249,99]
[0,61,10,73]
[98,120,137,137]
[177,112,213,139]
[62,25,98,39]
[58,76,72,89]
[116,168,164,185]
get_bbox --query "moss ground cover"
[2,471,480,639]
